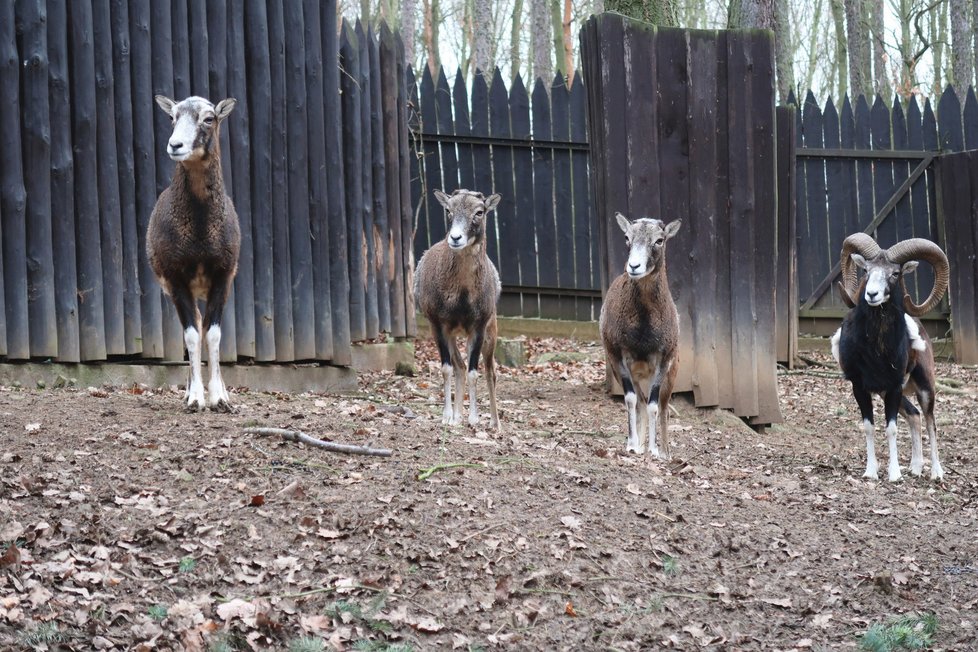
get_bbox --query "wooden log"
[244,0,276,361]
[227,0,255,358]
[531,78,559,320]
[359,22,379,340]
[19,0,57,358]
[341,23,366,342]
[323,6,352,362]
[304,0,334,359]
[510,75,538,318]
[128,1,163,359]
[380,24,405,338]
[48,0,81,362]
[268,0,295,360]
[284,0,314,359]
[110,0,143,356]
[396,35,417,336]
[245,427,392,457]
[69,0,107,361]
[369,26,391,335]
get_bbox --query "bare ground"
[1,338,977,651]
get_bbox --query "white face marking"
[626,244,650,279]
[447,224,469,250]
[166,97,216,162]
[863,268,891,306]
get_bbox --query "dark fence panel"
[0,2,411,366]
[939,150,978,363]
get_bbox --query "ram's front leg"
[883,390,903,482]
[618,360,644,454]
[853,386,878,479]
[433,324,457,425]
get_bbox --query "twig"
[778,369,843,379]
[657,592,719,602]
[416,462,484,481]
[245,427,392,457]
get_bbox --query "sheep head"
[838,234,949,316]
[433,189,501,251]
[615,213,681,280]
[155,95,236,163]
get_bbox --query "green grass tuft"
[147,604,169,621]
[859,613,938,651]
[18,622,64,649]
[179,556,197,573]
[288,636,326,652]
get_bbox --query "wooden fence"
[407,66,600,321]
[581,13,785,425]
[790,86,978,337]
[938,150,978,364]
[0,1,414,365]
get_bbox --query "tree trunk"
[801,0,824,99]
[551,0,566,80]
[973,0,978,90]
[950,0,973,101]
[423,0,440,74]
[932,0,946,95]
[360,0,371,26]
[727,0,775,29]
[511,0,524,83]
[401,0,417,67]
[604,0,678,25]
[898,0,913,95]
[593,0,605,14]
[844,0,871,100]
[869,0,888,100]
[773,0,794,104]
[531,0,552,85]
[473,0,492,76]
[563,0,575,85]
[830,0,848,99]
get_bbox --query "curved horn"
[838,233,882,308]
[885,238,949,316]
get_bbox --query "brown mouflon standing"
[830,233,949,481]
[414,189,501,430]
[148,95,241,412]
[600,213,682,458]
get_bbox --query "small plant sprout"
[288,637,326,652]
[661,555,680,576]
[179,556,197,573]
[147,604,169,621]
[859,612,938,651]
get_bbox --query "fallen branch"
[245,427,392,457]
[417,462,484,481]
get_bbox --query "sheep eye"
[203,116,215,125]
[655,238,664,246]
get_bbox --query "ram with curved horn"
[830,234,950,482]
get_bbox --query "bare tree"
[552,0,566,80]
[831,0,849,98]
[868,0,889,98]
[593,0,605,13]
[422,0,441,73]
[774,0,795,103]
[563,0,575,83]
[728,0,775,28]
[473,0,493,75]
[531,0,552,83]
[974,0,978,88]
[845,0,872,99]
[950,0,973,99]
[604,0,678,24]
[932,0,947,94]
[511,0,525,82]
[401,0,417,65]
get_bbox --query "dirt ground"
[1,337,977,652]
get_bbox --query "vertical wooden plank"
[70,0,108,361]
[686,29,719,406]
[48,0,81,362]
[510,74,538,318]
[418,66,445,250]
[775,106,798,365]
[407,68,426,263]
[93,0,126,356]
[711,30,734,410]
[489,68,519,316]
[822,98,844,309]
[801,91,826,306]
[940,152,977,362]
[341,23,366,342]
[938,86,964,152]
[839,96,860,236]
[305,0,334,357]
[189,0,208,93]
[532,78,560,319]
[268,0,295,359]
[623,20,660,217]
[324,4,352,362]
[380,24,404,338]
[966,150,978,362]
[435,69,459,194]
[358,22,379,340]
[469,72,495,265]
[891,97,921,298]
[396,35,417,336]
[726,30,759,418]
[748,29,781,425]
[244,0,275,360]
[870,96,896,247]
[905,96,936,304]
[369,27,390,335]
[964,88,978,149]
[655,26,692,394]
[922,100,940,243]
[129,1,162,359]
[227,0,255,358]
[110,0,143,356]
[551,76,575,320]
[853,96,875,240]
[453,70,475,191]
[285,0,314,359]
[19,0,57,357]
[569,78,595,321]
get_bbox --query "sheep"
[414,189,501,430]
[600,213,682,458]
[147,95,241,412]
[830,233,950,481]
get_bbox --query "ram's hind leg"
[899,397,923,476]
[914,384,944,480]
[203,275,233,412]
[650,355,678,460]
[478,317,500,430]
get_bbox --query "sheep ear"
[615,212,631,235]
[155,95,176,116]
[215,98,237,120]
[902,261,919,276]
[484,193,501,212]
[433,189,451,209]
[664,220,682,239]
[850,253,867,269]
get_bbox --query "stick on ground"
[244,427,392,457]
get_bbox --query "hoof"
[210,399,233,413]
[626,444,645,455]
[862,469,879,480]
[185,400,204,413]
[909,463,923,477]
[888,469,903,483]
[930,464,945,481]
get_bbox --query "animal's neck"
[175,148,224,203]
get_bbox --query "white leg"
[646,402,660,458]
[467,369,480,426]
[624,392,643,454]
[206,325,231,410]
[184,326,205,411]
[441,363,454,424]
[907,412,923,477]
[886,419,902,482]
[452,365,464,426]
[862,419,878,480]
[927,418,944,481]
